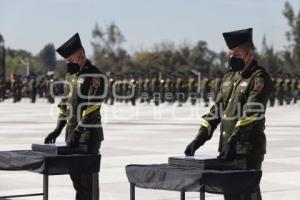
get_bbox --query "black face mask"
[228,56,245,71]
[67,63,81,74]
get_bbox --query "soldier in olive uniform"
[165,74,175,103]
[188,73,197,105]
[175,73,185,106]
[160,73,166,104]
[107,72,115,105]
[11,74,22,103]
[292,75,299,104]
[104,72,110,104]
[29,73,37,103]
[115,74,123,102]
[38,77,46,98]
[143,74,151,104]
[275,72,284,106]
[138,74,145,103]
[0,76,5,102]
[269,73,276,107]
[151,72,160,106]
[182,73,189,104]
[184,28,272,200]
[129,73,138,106]
[45,72,55,104]
[284,73,293,105]
[122,73,130,103]
[201,73,210,107]
[44,33,106,200]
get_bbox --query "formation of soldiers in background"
[0,71,299,107]
[0,72,57,104]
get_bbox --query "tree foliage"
[91,22,130,72]
[38,43,56,72]
[4,2,300,78]
[282,1,300,71]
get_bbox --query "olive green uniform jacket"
[58,60,106,153]
[199,61,272,157]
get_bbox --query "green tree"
[188,41,216,74]
[214,51,228,73]
[5,52,44,76]
[283,1,300,71]
[39,43,56,72]
[258,35,283,73]
[91,22,129,72]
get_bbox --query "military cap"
[223,28,253,49]
[56,33,83,58]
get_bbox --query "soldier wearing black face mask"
[44,33,106,200]
[228,55,248,71]
[184,28,272,200]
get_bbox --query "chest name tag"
[240,81,248,87]
[223,81,230,87]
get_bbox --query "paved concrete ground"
[0,98,299,200]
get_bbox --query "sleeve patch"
[92,77,101,88]
[254,77,265,92]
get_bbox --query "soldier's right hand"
[184,139,201,156]
[44,129,60,144]
[184,126,209,156]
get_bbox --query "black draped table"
[0,150,101,200]
[126,160,262,200]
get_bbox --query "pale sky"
[1,0,300,58]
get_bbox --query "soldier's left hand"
[218,137,237,161]
[69,130,82,148]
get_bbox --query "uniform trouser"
[31,92,36,103]
[191,99,196,105]
[293,91,298,104]
[278,96,284,105]
[69,140,101,200]
[110,96,115,105]
[269,95,275,107]
[0,88,4,101]
[202,92,209,106]
[13,91,18,103]
[70,172,99,200]
[224,154,264,200]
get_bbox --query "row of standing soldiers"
[105,72,300,107]
[105,72,220,106]
[0,73,57,103]
[269,73,300,106]
[1,72,299,107]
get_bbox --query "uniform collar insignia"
[77,78,84,84]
